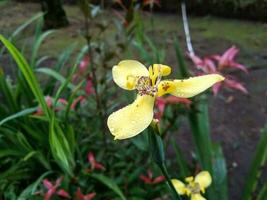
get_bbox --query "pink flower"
[34,96,53,116]
[213,46,248,73]
[42,177,70,200]
[70,96,86,110]
[34,96,70,116]
[155,96,192,120]
[87,152,105,172]
[188,46,248,95]
[72,55,90,83]
[79,55,90,74]
[85,78,94,96]
[140,170,165,184]
[76,188,96,200]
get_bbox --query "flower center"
[135,65,163,96]
[187,182,201,194]
[136,76,157,96]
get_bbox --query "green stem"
[149,124,182,200]
[83,14,108,150]
[158,163,182,200]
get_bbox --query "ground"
[0,1,267,200]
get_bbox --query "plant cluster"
[0,1,266,200]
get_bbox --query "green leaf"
[0,35,50,118]
[0,107,37,126]
[188,95,213,170]
[18,171,52,200]
[242,125,267,200]
[212,143,228,200]
[36,67,75,90]
[149,126,165,165]
[171,139,190,178]
[90,173,127,200]
[49,113,74,176]
[31,30,55,67]
[173,36,189,78]
[0,72,18,112]
[257,183,267,200]
[132,130,149,152]
[0,13,43,55]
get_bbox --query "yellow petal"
[150,64,172,76]
[107,95,155,140]
[195,171,212,190]
[191,194,206,200]
[112,60,149,90]
[157,74,224,97]
[171,179,186,195]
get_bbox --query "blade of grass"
[0,35,50,118]
[257,183,267,200]
[173,35,190,78]
[30,30,55,68]
[242,125,267,200]
[18,171,52,200]
[171,139,190,178]
[0,107,37,126]
[49,113,74,176]
[90,173,127,200]
[212,143,228,200]
[36,67,75,90]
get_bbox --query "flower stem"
[158,163,182,200]
[149,123,182,200]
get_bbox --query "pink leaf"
[212,82,223,96]
[43,179,53,189]
[140,175,152,184]
[56,189,70,199]
[153,176,165,184]
[84,193,96,200]
[225,79,248,94]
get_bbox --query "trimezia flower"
[172,171,212,200]
[107,60,224,140]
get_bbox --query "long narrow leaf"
[0,107,37,126]
[0,35,50,118]
[242,125,267,200]
[18,171,52,200]
[171,139,190,178]
[257,183,267,200]
[90,173,127,200]
[212,143,228,200]
[36,67,75,90]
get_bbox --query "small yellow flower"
[107,60,224,140]
[172,171,212,200]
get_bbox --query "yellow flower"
[107,60,224,140]
[172,171,212,200]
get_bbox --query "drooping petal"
[43,179,53,189]
[76,188,84,200]
[191,193,206,200]
[140,175,153,184]
[157,74,225,98]
[194,171,212,190]
[153,176,165,184]
[56,189,70,198]
[171,179,186,195]
[112,60,149,90]
[84,193,96,200]
[107,95,155,140]
[228,62,248,73]
[225,79,248,94]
